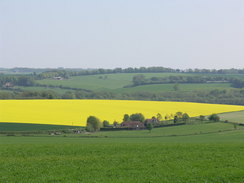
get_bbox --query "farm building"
[53,76,63,80]
[3,82,14,88]
[144,117,158,125]
[120,121,145,129]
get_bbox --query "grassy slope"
[36,73,194,90]
[219,110,244,124]
[2,72,244,95]
[0,121,240,135]
[80,122,241,138]
[35,73,234,94]
[0,125,243,183]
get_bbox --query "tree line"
[1,88,244,105]
[130,74,244,88]
[37,67,244,79]
[86,112,221,132]
[2,67,244,76]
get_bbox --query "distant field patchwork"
[36,73,232,92]
[1,100,244,126]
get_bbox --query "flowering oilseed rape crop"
[1,100,243,126]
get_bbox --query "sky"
[0,0,244,69]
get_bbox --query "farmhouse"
[121,121,145,129]
[53,76,63,80]
[145,117,158,125]
[3,82,14,88]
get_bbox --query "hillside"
[1,68,244,104]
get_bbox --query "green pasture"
[77,122,241,138]
[36,72,233,93]
[1,116,244,182]
[0,122,80,132]
[219,110,244,124]
[36,73,194,90]
[0,127,244,182]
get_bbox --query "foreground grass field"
[1,100,244,126]
[0,123,243,183]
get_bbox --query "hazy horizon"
[1,0,244,69]
[1,66,244,70]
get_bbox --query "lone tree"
[146,123,153,133]
[173,116,178,124]
[176,112,183,118]
[208,114,220,122]
[86,116,101,132]
[156,113,162,121]
[182,113,190,122]
[102,120,110,127]
[113,121,119,127]
[129,113,145,122]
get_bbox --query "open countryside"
[0,122,244,183]
[1,99,244,126]
[1,0,244,182]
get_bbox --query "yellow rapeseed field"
[1,100,244,126]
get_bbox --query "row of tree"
[35,67,244,79]
[130,74,244,88]
[2,67,244,77]
[1,88,244,105]
[0,75,35,86]
[85,112,221,132]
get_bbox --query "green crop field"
[77,122,241,138]
[35,73,233,94]
[36,73,195,91]
[0,122,244,183]
[219,110,244,124]
[0,122,80,132]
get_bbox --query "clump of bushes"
[208,114,220,122]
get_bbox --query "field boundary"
[1,127,243,139]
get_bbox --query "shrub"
[146,123,153,132]
[199,115,205,121]
[103,120,110,127]
[208,114,220,122]
[182,113,190,122]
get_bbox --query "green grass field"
[35,73,233,93]
[0,122,244,182]
[219,110,244,124]
[0,122,80,132]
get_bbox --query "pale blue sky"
[0,0,244,69]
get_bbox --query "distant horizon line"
[1,66,244,70]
